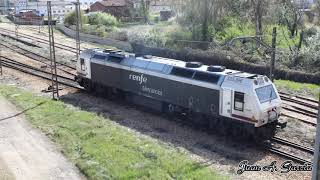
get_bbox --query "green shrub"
[214,17,255,41]
[64,10,88,26]
[301,31,320,71]
[88,12,118,27]
[305,27,318,38]
[96,25,106,37]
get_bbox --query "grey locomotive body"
[76,49,284,139]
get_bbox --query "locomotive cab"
[220,73,281,128]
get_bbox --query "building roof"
[96,0,132,7]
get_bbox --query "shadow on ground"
[60,91,267,173]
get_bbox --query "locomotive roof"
[83,49,259,82]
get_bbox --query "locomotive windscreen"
[255,85,278,103]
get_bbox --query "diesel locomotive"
[75,49,284,139]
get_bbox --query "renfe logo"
[129,73,147,84]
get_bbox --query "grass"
[275,79,320,99]
[0,85,226,180]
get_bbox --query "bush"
[214,17,255,41]
[81,24,107,37]
[64,10,88,26]
[88,12,118,27]
[305,27,318,38]
[301,31,320,71]
[95,25,107,37]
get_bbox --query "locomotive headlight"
[268,111,277,121]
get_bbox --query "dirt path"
[0,96,85,180]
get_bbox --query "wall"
[56,24,132,51]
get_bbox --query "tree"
[278,0,303,37]
[140,0,150,23]
[316,0,320,24]
[250,0,268,38]
[176,0,231,41]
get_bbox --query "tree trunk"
[141,0,149,23]
[254,0,263,39]
[291,13,298,37]
[202,0,209,41]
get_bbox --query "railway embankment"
[0,85,225,180]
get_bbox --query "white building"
[14,0,99,17]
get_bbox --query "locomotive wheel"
[83,80,94,92]
[253,122,277,142]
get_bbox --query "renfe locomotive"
[75,49,284,140]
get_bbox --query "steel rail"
[0,28,78,53]
[281,113,316,126]
[279,92,318,104]
[280,95,318,111]
[282,106,318,118]
[0,41,76,75]
[0,27,78,51]
[2,58,75,81]
[2,61,83,90]
[267,147,312,165]
[272,137,314,154]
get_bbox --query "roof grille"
[207,65,225,72]
[185,62,203,68]
[109,52,125,59]
[103,49,114,53]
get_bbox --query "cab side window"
[234,92,244,111]
[80,58,85,71]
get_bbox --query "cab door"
[221,88,233,117]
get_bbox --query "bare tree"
[250,0,268,38]
[177,0,230,41]
[279,0,303,37]
[316,0,320,24]
[140,0,150,23]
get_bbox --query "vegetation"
[64,11,118,37]
[140,0,151,23]
[64,10,88,26]
[61,1,320,72]
[275,79,320,99]
[129,23,194,49]
[88,12,118,27]
[0,85,226,180]
[126,0,320,73]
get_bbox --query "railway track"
[280,94,318,111]
[279,92,318,104]
[0,27,79,53]
[0,40,76,77]
[266,137,314,165]
[272,137,314,154]
[281,113,316,126]
[278,92,319,125]
[1,56,82,90]
[282,106,318,119]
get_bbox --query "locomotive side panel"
[90,61,220,116]
[185,85,220,115]
[91,62,123,88]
